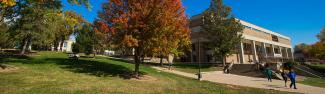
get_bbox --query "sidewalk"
[152,66,325,94]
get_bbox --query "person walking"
[288,69,297,89]
[281,69,288,87]
[264,64,273,82]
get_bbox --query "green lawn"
[307,64,325,73]
[172,63,223,74]
[0,52,292,94]
[300,77,325,88]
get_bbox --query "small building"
[52,39,75,52]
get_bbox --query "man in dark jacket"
[288,69,297,89]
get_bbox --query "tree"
[310,42,325,60]
[201,0,243,66]
[97,0,190,77]
[317,27,325,43]
[294,43,311,59]
[75,23,102,56]
[9,1,62,55]
[54,11,85,52]
[0,0,16,7]
[0,23,13,52]
[0,0,90,8]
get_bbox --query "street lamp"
[198,38,202,80]
[197,15,205,81]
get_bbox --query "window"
[274,48,280,54]
[63,42,67,48]
[272,35,279,42]
[266,47,272,54]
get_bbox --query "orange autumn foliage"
[97,0,190,77]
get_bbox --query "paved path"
[152,66,325,94]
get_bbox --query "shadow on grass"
[1,54,145,79]
[46,58,138,79]
[0,54,31,64]
[107,57,133,64]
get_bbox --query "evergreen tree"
[201,0,243,66]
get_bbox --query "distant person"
[288,69,297,89]
[223,64,229,74]
[281,69,288,87]
[264,64,273,82]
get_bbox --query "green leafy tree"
[75,24,100,56]
[72,43,80,54]
[10,1,62,55]
[0,23,13,51]
[201,0,243,66]
[53,11,85,52]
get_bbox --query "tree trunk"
[20,39,28,55]
[27,39,32,52]
[160,55,163,66]
[134,48,141,78]
[93,49,96,58]
[222,56,226,67]
[59,38,64,52]
[141,55,145,63]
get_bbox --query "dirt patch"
[131,75,158,81]
[0,64,19,72]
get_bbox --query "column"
[285,48,289,58]
[262,43,268,58]
[239,42,245,64]
[279,47,283,62]
[279,47,283,57]
[271,44,275,57]
[251,40,258,62]
[291,48,295,61]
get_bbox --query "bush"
[72,43,80,54]
[307,64,325,73]
[84,44,93,55]
[283,61,297,70]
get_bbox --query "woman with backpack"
[281,69,288,87]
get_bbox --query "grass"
[172,63,223,74]
[306,64,325,73]
[0,51,292,94]
[300,77,325,88]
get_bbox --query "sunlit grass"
[0,51,292,94]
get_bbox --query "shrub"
[283,61,297,70]
[72,43,80,54]
[307,64,325,73]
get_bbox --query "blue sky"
[63,0,325,46]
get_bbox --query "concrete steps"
[295,65,325,78]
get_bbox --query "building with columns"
[185,14,294,64]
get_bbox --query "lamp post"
[197,15,205,81]
[198,38,202,80]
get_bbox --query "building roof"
[190,14,291,40]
